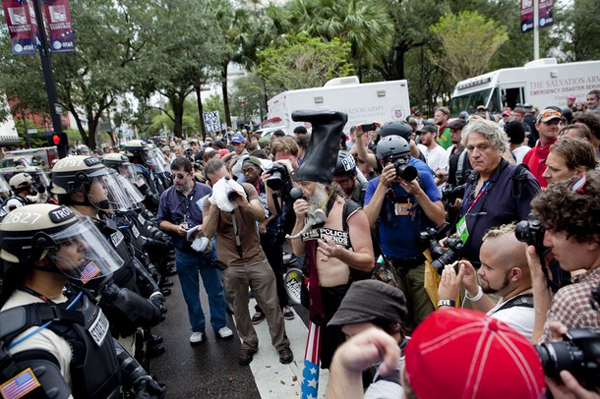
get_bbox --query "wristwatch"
[437,299,456,308]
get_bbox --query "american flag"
[80,261,101,283]
[301,322,321,399]
[0,368,40,399]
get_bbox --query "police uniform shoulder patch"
[0,368,41,399]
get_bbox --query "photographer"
[456,119,540,263]
[202,158,293,366]
[437,223,535,340]
[364,135,445,331]
[527,170,600,344]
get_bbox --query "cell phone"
[361,123,376,132]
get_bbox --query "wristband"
[465,285,484,302]
[437,299,456,308]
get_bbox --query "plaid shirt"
[540,267,600,343]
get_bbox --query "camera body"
[536,328,600,387]
[419,223,463,271]
[392,158,418,182]
[265,163,289,190]
[431,237,464,270]
[515,219,546,251]
[442,183,467,205]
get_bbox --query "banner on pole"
[42,0,75,52]
[538,0,554,30]
[203,111,221,133]
[520,0,534,33]
[1,0,39,54]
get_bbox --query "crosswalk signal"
[48,132,69,158]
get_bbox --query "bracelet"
[465,285,484,302]
[437,299,456,308]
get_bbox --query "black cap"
[379,121,413,140]
[328,280,407,327]
[417,125,436,134]
[448,119,467,130]
[291,110,347,184]
[293,126,308,134]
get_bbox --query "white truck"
[449,58,600,116]
[264,76,411,134]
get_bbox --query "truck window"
[489,88,501,114]
[501,87,523,109]
[449,88,492,116]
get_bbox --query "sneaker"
[251,311,266,325]
[239,347,258,365]
[189,332,204,345]
[278,346,294,364]
[217,326,233,339]
[282,306,295,320]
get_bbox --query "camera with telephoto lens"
[419,223,463,272]
[515,218,546,252]
[535,328,600,387]
[392,158,418,182]
[442,183,467,205]
[419,227,446,259]
[265,162,289,190]
[431,237,464,270]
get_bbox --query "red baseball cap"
[405,309,545,399]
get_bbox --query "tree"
[257,34,353,93]
[559,0,600,61]
[230,72,269,123]
[430,11,509,85]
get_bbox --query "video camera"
[536,328,600,388]
[419,223,464,272]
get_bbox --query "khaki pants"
[396,262,436,332]
[222,258,290,351]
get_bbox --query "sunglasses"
[569,174,588,194]
[173,172,188,180]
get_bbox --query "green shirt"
[437,127,451,150]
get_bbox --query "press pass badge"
[456,216,469,244]
[395,202,412,216]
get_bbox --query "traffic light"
[47,132,68,158]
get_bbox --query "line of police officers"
[0,141,176,398]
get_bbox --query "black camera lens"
[393,159,418,181]
[536,341,584,378]
[227,190,240,202]
[266,171,283,190]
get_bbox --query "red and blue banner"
[538,0,554,30]
[521,0,554,33]
[42,0,75,52]
[1,0,39,54]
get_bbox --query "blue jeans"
[175,249,228,333]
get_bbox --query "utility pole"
[533,0,540,60]
[32,0,68,158]
[21,111,31,149]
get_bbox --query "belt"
[392,256,425,272]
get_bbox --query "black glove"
[133,376,166,399]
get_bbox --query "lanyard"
[19,285,53,304]
[464,180,490,215]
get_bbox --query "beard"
[481,272,511,295]
[175,180,192,193]
[307,183,329,214]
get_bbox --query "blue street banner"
[538,0,554,30]
[42,0,75,52]
[1,0,39,54]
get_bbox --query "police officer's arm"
[363,164,395,227]
[317,210,374,272]
[402,175,446,227]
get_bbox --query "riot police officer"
[0,173,41,217]
[0,204,165,399]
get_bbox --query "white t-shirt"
[486,295,535,340]
[423,145,448,172]
[512,146,530,164]
[1,290,73,388]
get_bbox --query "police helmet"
[51,156,134,211]
[9,173,34,191]
[379,122,413,140]
[334,150,357,176]
[376,135,411,161]
[0,204,123,282]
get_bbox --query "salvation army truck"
[449,58,600,116]
[264,77,411,134]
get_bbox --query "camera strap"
[230,210,243,259]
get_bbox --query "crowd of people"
[0,88,599,398]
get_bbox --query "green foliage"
[203,95,225,123]
[257,34,353,93]
[230,72,269,122]
[559,0,600,61]
[430,11,509,85]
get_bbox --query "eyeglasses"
[333,176,353,186]
[569,174,588,194]
[173,173,188,180]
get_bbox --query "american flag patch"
[0,368,41,399]
[80,261,101,283]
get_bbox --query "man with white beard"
[288,110,374,369]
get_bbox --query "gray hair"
[461,119,509,152]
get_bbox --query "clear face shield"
[141,148,166,173]
[115,173,145,206]
[0,175,10,194]
[33,171,50,188]
[87,169,135,212]
[117,162,137,184]
[48,217,124,283]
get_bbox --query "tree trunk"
[195,82,206,140]
[170,90,185,138]
[395,48,405,80]
[221,61,232,127]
